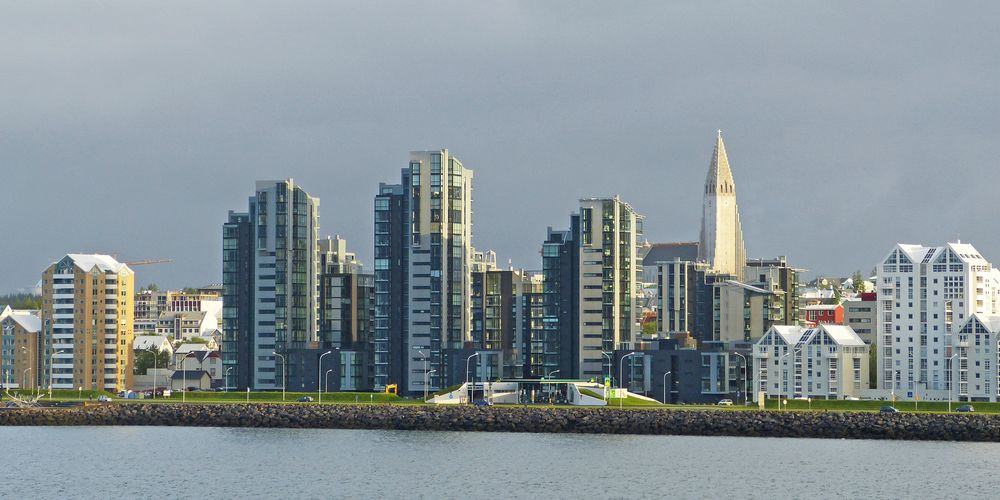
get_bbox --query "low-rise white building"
[753,324,869,401]
[177,350,224,382]
[132,335,174,356]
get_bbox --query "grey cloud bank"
[2,1,998,290]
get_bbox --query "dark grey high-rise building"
[533,215,580,379]
[222,179,320,391]
[222,211,254,389]
[373,183,407,391]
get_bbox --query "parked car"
[97,395,112,402]
[880,406,899,413]
[297,396,314,403]
[717,399,733,406]
[472,399,493,407]
[843,396,860,401]
[956,405,975,413]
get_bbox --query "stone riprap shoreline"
[2,404,1000,442]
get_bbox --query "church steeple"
[705,130,735,195]
[699,130,746,280]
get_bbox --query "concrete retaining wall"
[2,404,1000,442]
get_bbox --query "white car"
[97,395,112,402]
[717,399,734,406]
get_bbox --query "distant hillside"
[0,293,41,310]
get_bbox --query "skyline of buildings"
[10,132,1000,403]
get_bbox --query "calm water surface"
[3,426,1000,499]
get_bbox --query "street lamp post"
[424,369,437,402]
[417,349,429,398]
[465,352,480,404]
[23,368,31,393]
[547,370,560,403]
[224,367,233,393]
[272,351,287,401]
[662,371,672,404]
[18,345,28,393]
[318,350,334,403]
[601,351,612,401]
[733,352,748,406]
[48,349,63,399]
[152,349,158,400]
[325,369,334,393]
[949,353,959,413]
[619,352,638,409]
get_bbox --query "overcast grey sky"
[2,1,998,291]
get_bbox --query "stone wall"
[2,404,1000,442]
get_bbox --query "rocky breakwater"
[3,404,1000,441]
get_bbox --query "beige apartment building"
[40,254,135,392]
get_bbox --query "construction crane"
[109,253,173,267]
[125,259,173,267]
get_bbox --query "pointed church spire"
[699,130,746,280]
[706,130,734,193]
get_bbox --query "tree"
[869,340,878,389]
[642,320,657,336]
[850,270,866,294]
[0,293,41,310]
[141,283,159,292]
[832,283,844,305]
[134,349,171,375]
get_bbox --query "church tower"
[698,130,746,280]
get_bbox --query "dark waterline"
[4,426,1000,499]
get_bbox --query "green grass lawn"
[141,390,421,405]
[8,386,994,414]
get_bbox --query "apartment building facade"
[0,306,42,390]
[40,254,135,392]
[374,150,474,394]
[222,179,321,390]
[577,197,643,381]
[753,324,869,401]
[876,242,1000,398]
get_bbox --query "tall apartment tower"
[222,179,320,390]
[374,149,474,394]
[876,242,1000,397]
[373,183,407,390]
[699,131,746,280]
[578,197,643,381]
[40,254,135,392]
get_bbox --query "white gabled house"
[955,314,1000,402]
[753,324,869,401]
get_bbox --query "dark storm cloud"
[2,1,998,290]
